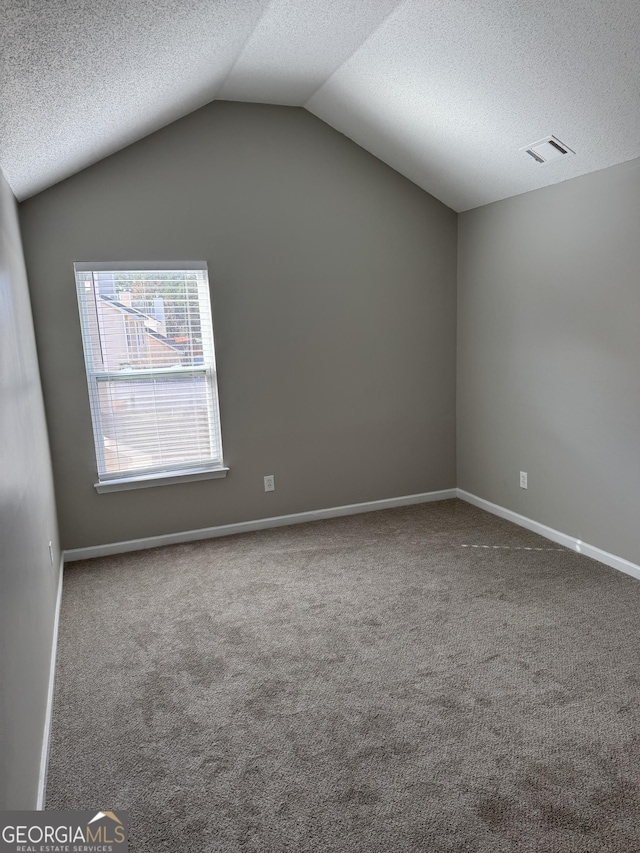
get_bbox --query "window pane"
[97,374,219,476]
[75,265,224,481]
[81,270,211,371]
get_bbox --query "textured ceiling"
[2,0,639,210]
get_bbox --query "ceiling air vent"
[521,136,575,164]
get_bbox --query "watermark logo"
[0,810,128,852]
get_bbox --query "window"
[74,262,227,492]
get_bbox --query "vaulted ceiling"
[2,0,639,210]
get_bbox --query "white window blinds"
[74,263,224,483]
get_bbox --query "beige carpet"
[46,499,640,852]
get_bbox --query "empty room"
[1,1,639,850]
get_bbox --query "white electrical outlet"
[520,471,528,489]
[264,475,275,492]
[48,541,54,565]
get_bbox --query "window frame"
[74,261,228,493]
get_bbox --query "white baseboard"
[63,488,458,562]
[63,485,639,579]
[457,489,640,582]
[37,555,64,809]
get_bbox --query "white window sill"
[95,466,229,493]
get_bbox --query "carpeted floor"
[46,499,640,852]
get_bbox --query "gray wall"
[458,157,640,565]
[0,169,60,807]
[20,102,457,551]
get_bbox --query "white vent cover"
[521,136,575,164]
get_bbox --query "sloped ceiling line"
[300,0,409,106]
[218,0,407,107]
[217,0,282,100]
